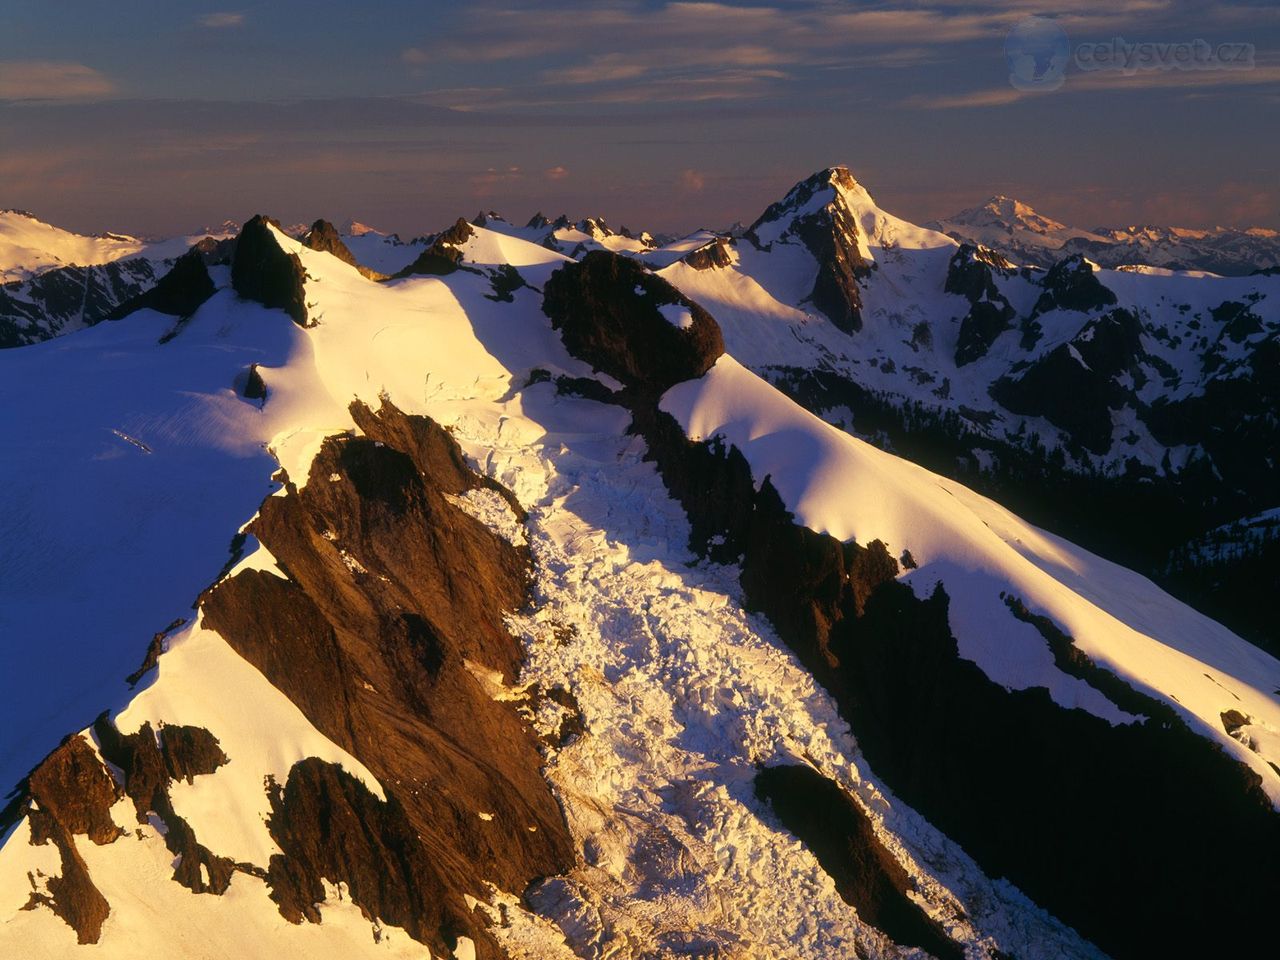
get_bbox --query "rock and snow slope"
[1,184,1277,959]
[0,211,235,347]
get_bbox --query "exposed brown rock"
[301,219,386,280]
[92,716,236,896]
[26,736,123,847]
[265,758,471,948]
[199,398,572,958]
[393,218,476,278]
[22,811,111,945]
[681,236,733,270]
[16,735,122,943]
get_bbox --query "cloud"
[903,88,1027,109]
[397,0,1194,110]
[198,12,245,29]
[679,169,706,192]
[470,165,524,197]
[545,165,570,180]
[905,59,1280,109]
[0,61,115,101]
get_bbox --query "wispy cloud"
[0,61,115,101]
[903,88,1027,110]
[905,58,1280,109]
[198,12,245,29]
[396,0,1195,110]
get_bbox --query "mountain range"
[1,168,1276,960]
[929,195,1280,276]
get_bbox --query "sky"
[0,0,1276,237]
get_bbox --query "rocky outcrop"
[93,716,237,895]
[541,251,724,395]
[190,235,237,265]
[1146,332,1280,501]
[199,399,572,959]
[393,218,475,278]
[945,244,1016,366]
[992,307,1143,453]
[301,219,385,280]
[681,236,734,270]
[265,759,464,947]
[231,215,309,326]
[755,765,963,960]
[107,249,215,321]
[1031,254,1117,317]
[748,167,871,334]
[14,736,122,943]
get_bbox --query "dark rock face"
[301,219,357,269]
[199,399,572,959]
[190,235,237,266]
[1031,254,1117,317]
[16,736,122,943]
[681,236,734,270]
[394,218,475,278]
[243,363,268,400]
[92,716,237,895]
[301,219,384,280]
[265,759,465,947]
[107,249,215,321]
[0,258,161,348]
[748,167,871,334]
[1146,334,1280,502]
[992,307,1143,454]
[231,215,309,326]
[945,244,1016,366]
[755,765,963,960]
[542,251,724,395]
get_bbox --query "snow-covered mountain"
[0,211,235,347]
[1,174,1277,960]
[930,196,1280,276]
[656,167,1278,653]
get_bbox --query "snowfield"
[1,206,1277,958]
[0,208,226,283]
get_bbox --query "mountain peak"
[747,165,874,333]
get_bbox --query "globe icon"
[1005,17,1070,91]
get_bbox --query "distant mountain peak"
[340,219,385,237]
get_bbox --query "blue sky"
[1,1,1276,236]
